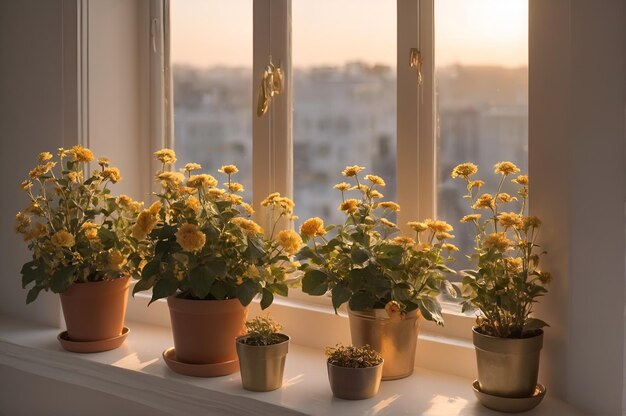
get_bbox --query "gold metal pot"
[473,327,543,398]
[348,308,419,380]
[235,334,290,392]
[327,360,384,400]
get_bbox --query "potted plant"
[452,161,550,410]
[235,316,290,391]
[326,343,384,400]
[297,166,457,380]
[16,146,141,352]
[133,149,300,377]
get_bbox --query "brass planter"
[473,327,543,398]
[235,334,290,392]
[348,308,419,380]
[327,361,383,400]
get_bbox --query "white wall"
[530,0,626,414]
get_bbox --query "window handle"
[257,56,284,117]
[409,48,423,86]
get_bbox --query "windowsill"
[0,314,583,415]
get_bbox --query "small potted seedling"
[236,316,290,391]
[326,344,384,400]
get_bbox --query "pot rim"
[167,294,245,314]
[471,325,544,340]
[347,306,420,321]
[326,359,384,371]
[236,333,291,347]
[60,275,130,296]
[472,326,544,353]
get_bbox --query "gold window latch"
[256,56,284,117]
[409,48,423,86]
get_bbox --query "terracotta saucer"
[162,347,239,377]
[472,380,546,413]
[57,327,130,353]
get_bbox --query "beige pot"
[327,361,384,400]
[473,327,543,398]
[236,334,290,392]
[167,296,247,366]
[59,276,130,342]
[348,307,419,380]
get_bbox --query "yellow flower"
[226,182,245,193]
[435,232,455,240]
[14,212,31,234]
[185,196,202,214]
[98,157,110,167]
[518,187,529,198]
[276,229,303,255]
[261,192,280,206]
[334,182,351,191]
[300,217,326,237]
[57,147,71,158]
[71,145,94,162]
[451,162,478,178]
[392,236,415,246]
[364,174,386,186]
[38,152,53,162]
[407,221,428,232]
[497,193,517,203]
[498,212,523,229]
[208,188,226,198]
[369,190,384,199]
[67,171,81,183]
[483,232,510,251]
[512,175,529,186]
[25,202,44,216]
[81,221,98,230]
[442,243,459,252]
[51,230,75,248]
[187,174,218,188]
[494,161,520,176]
[20,180,33,190]
[380,218,396,228]
[154,148,177,164]
[148,201,162,216]
[377,201,400,212]
[102,167,122,183]
[339,198,359,214]
[84,228,98,240]
[460,213,482,223]
[223,194,243,205]
[133,209,159,240]
[472,193,495,210]
[425,219,453,233]
[505,257,523,272]
[244,265,260,279]
[415,242,432,252]
[218,165,239,175]
[468,180,485,190]
[117,195,142,212]
[342,165,365,177]
[276,197,295,214]
[108,249,127,270]
[28,162,56,179]
[351,184,368,192]
[184,163,202,172]
[175,223,206,252]
[157,171,184,186]
[230,217,263,236]
[522,215,542,229]
[23,222,47,242]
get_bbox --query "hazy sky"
[171,0,528,69]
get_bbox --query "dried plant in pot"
[236,316,290,392]
[453,161,550,411]
[326,344,384,400]
[133,149,301,377]
[297,166,458,380]
[15,147,141,352]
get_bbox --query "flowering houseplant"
[16,146,141,303]
[132,149,300,309]
[452,161,550,338]
[297,165,457,325]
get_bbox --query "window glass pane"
[170,0,252,200]
[435,0,528,276]
[293,1,397,229]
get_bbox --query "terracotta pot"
[167,296,247,365]
[59,276,130,342]
[348,307,419,380]
[473,327,543,398]
[236,334,290,391]
[327,361,384,400]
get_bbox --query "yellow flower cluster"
[276,229,303,255]
[175,223,206,252]
[261,192,295,215]
[218,165,239,175]
[460,213,481,223]
[494,161,520,176]
[187,174,218,188]
[407,221,428,232]
[155,148,177,165]
[380,218,396,228]
[364,174,385,186]
[483,232,510,251]
[51,230,75,248]
[102,167,122,184]
[230,217,263,236]
[300,217,326,237]
[497,212,523,229]
[472,193,495,210]
[451,162,478,179]
[184,163,202,172]
[339,198,359,214]
[342,165,365,177]
[71,145,94,162]
[334,182,351,192]
[377,201,400,212]
[132,201,161,240]
[425,219,453,233]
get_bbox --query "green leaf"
[269,282,288,297]
[132,276,156,295]
[205,258,227,277]
[189,266,215,299]
[26,285,44,304]
[211,281,227,300]
[348,291,375,311]
[49,267,74,293]
[150,275,179,304]
[97,227,116,249]
[295,246,325,265]
[260,288,274,310]
[523,318,549,333]
[142,260,161,279]
[417,297,444,326]
[351,248,370,264]
[244,239,264,262]
[302,270,329,296]
[237,279,260,306]
[331,284,352,311]
[441,280,459,298]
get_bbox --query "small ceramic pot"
[473,326,543,398]
[59,276,130,342]
[327,360,384,400]
[236,334,290,391]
